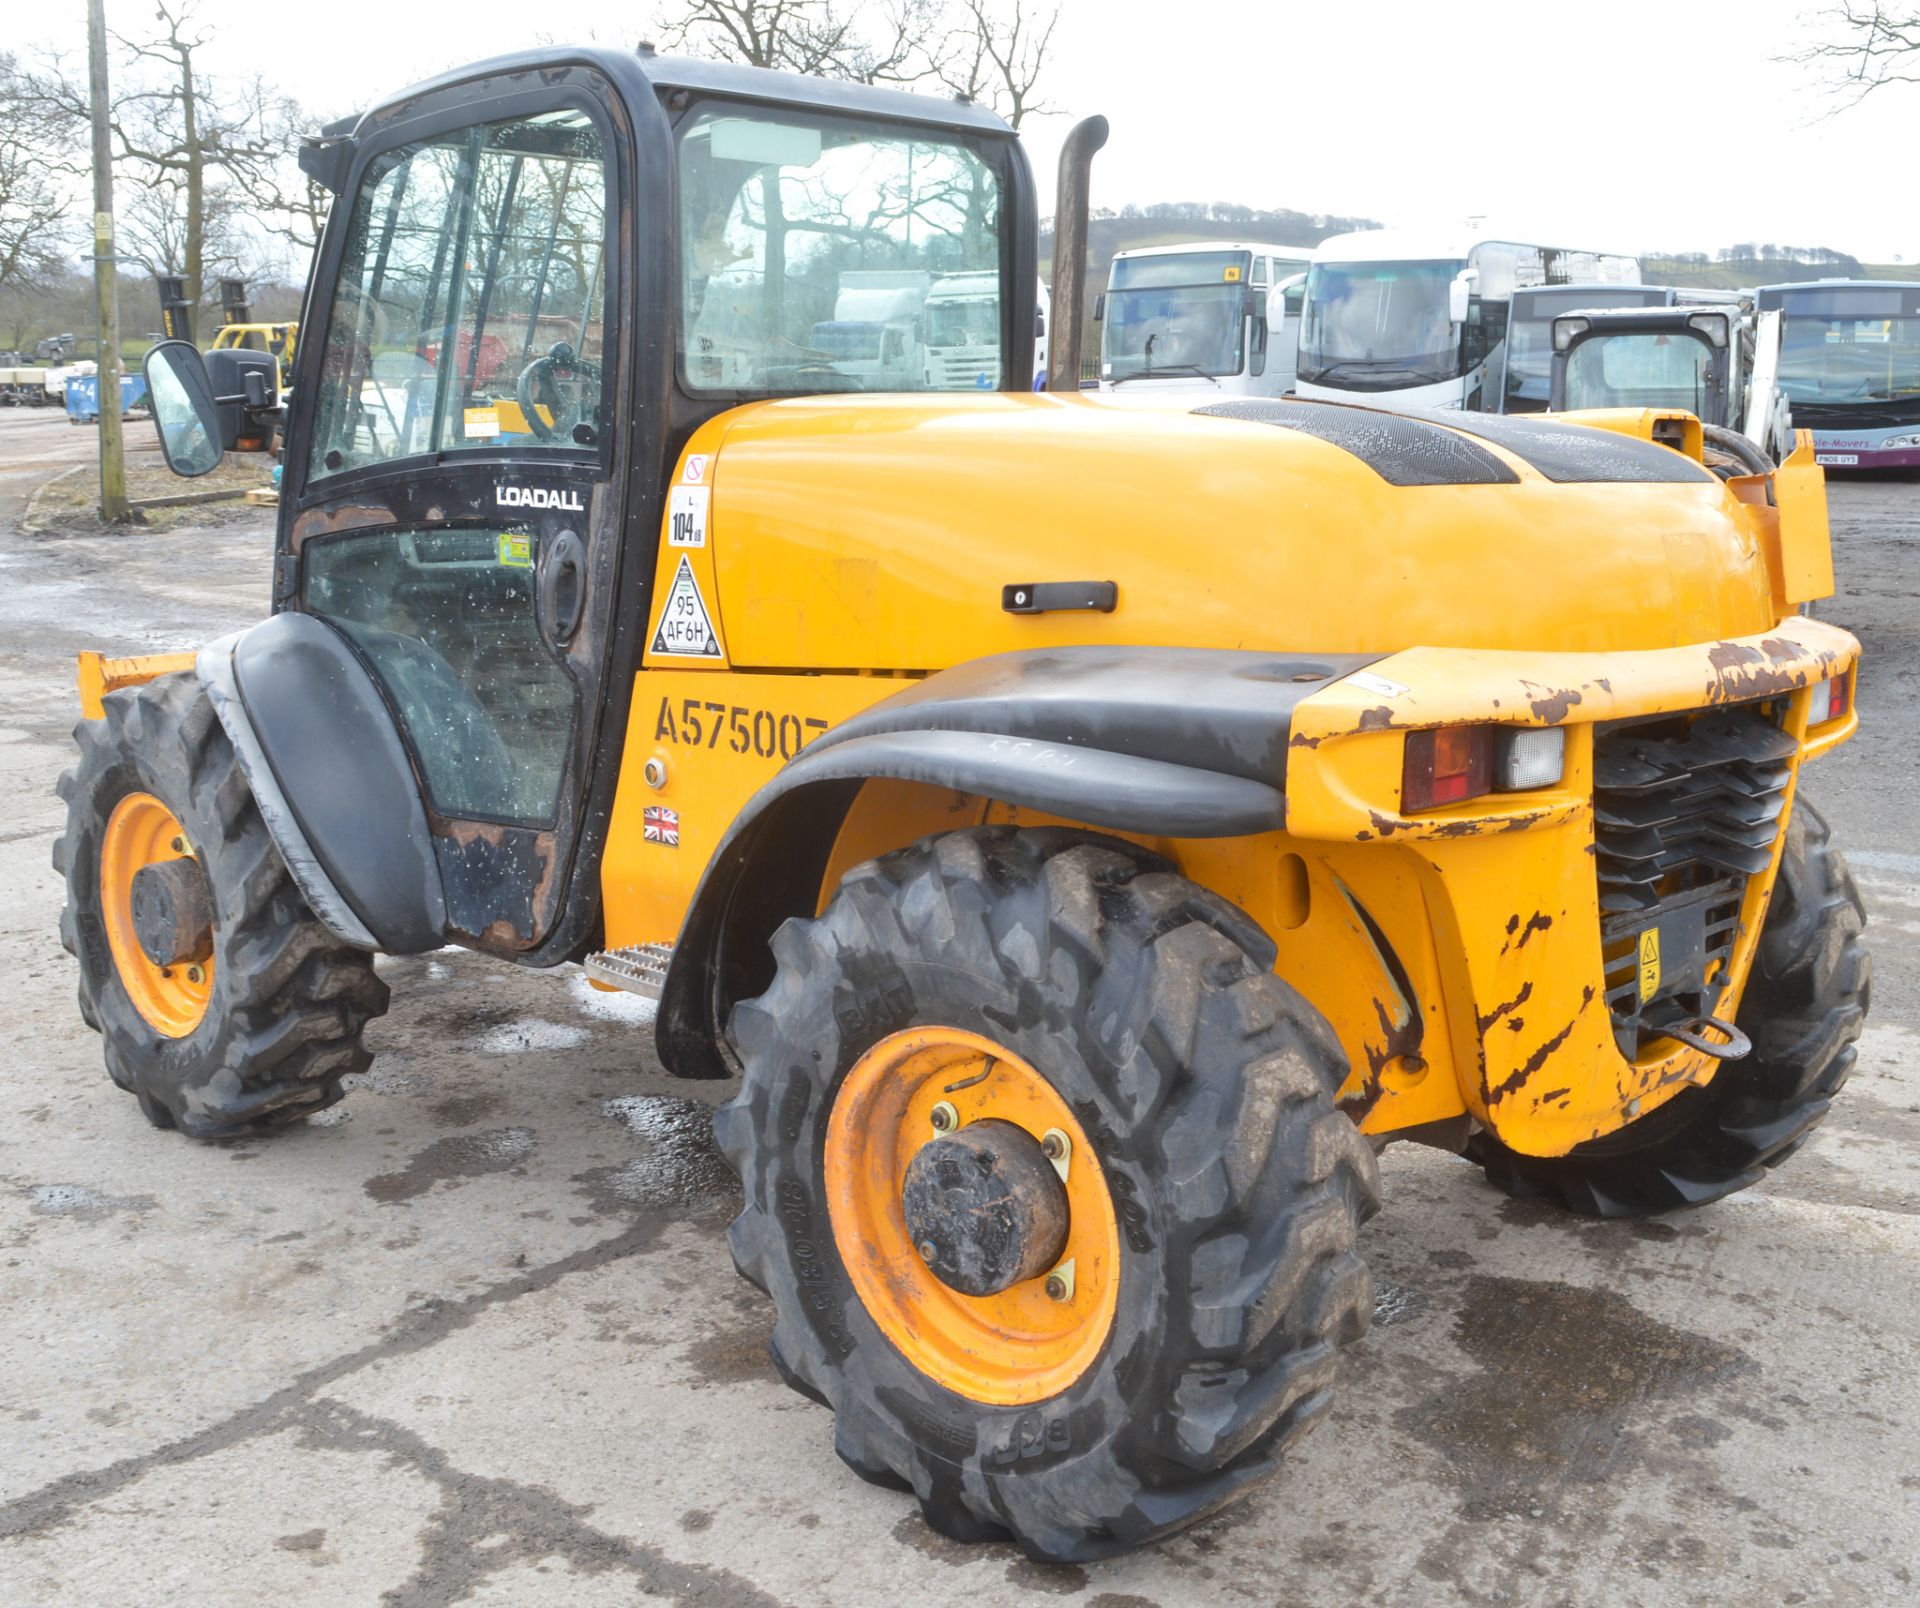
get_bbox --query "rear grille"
[1591,707,1798,1056]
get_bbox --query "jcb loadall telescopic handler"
[61,46,1867,1562]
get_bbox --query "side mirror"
[1448,269,1477,326]
[141,340,224,478]
[1093,293,1106,323]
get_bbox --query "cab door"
[274,68,653,961]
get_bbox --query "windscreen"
[677,107,1004,394]
[1777,304,1920,411]
[308,109,608,481]
[1299,259,1461,389]
[1505,287,1667,410]
[1102,252,1251,382]
[1562,332,1713,416]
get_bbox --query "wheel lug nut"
[918,1241,938,1263]
[170,836,186,854]
[929,1101,958,1134]
[1044,1274,1069,1302]
[1041,1133,1064,1160]
[186,965,205,984]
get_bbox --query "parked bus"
[1757,280,1920,469]
[1095,243,1312,398]
[1295,229,1639,410]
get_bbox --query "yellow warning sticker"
[1223,264,1243,282]
[496,532,533,569]
[1637,928,1662,1002]
[464,405,500,438]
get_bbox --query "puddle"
[1395,1274,1749,1521]
[363,1126,536,1204]
[1373,1280,1423,1326]
[465,1019,590,1054]
[574,1095,737,1214]
[22,1183,156,1220]
[340,1055,431,1098]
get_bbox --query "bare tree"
[1801,5,1920,105]
[658,0,938,81]
[653,0,1058,116]
[933,0,1059,129]
[0,52,71,299]
[36,1,289,309]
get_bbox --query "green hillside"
[1644,257,1919,289]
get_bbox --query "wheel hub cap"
[902,1120,1069,1297]
[131,858,214,968]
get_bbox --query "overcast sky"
[24,0,1918,261]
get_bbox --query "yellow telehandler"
[59,47,1865,1561]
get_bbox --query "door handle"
[538,529,587,647]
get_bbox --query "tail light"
[1806,671,1851,727]
[1402,726,1491,810]
[1402,725,1567,812]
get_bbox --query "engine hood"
[693,393,1778,672]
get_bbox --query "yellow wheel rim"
[100,792,212,1038]
[824,1028,1121,1406]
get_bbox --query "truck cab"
[1549,302,1795,465]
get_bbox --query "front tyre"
[716,827,1380,1562]
[55,672,390,1138]
[1467,797,1869,1216]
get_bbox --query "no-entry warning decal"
[651,555,723,659]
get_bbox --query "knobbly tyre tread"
[55,672,390,1138]
[715,826,1381,1561]
[1467,797,1869,1217]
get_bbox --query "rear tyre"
[55,672,390,1138]
[717,826,1380,1562]
[1466,797,1868,1217]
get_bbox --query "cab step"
[583,944,673,999]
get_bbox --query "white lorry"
[921,271,1050,390]
[1094,242,1311,398]
[808,270,932,389]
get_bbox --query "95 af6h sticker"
[650,555,722,659]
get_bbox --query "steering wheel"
[515,341,601,442]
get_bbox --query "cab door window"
[309,109,609,480]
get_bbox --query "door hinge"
[273,550,302,605]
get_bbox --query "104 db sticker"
[656,696,828,761]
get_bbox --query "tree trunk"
[180,38,202,309]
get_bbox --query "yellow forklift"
[63,47,1865,1561]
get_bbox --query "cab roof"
[346,43,1015,142]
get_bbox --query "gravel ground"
[0,407,1914,1606]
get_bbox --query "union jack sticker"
[642,804,680,847]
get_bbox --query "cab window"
[676,106,1004,393]
[308,108,609,482]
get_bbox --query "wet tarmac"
[0,412,1914,1605]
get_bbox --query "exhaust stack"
[1046,115,1109,394]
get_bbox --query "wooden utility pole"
[87,0,128,523]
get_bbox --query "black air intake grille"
[1592,707,1798,1055]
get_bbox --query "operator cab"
[139,48,1038,965]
